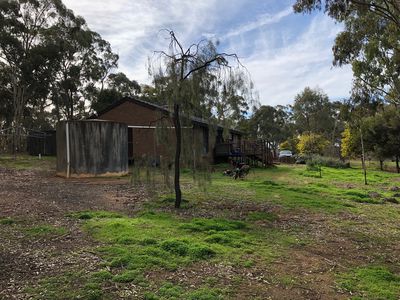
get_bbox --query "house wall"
[97,99,241,164]
[98,101,172,161]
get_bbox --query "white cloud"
[63,0,221,83]
[62,1,353,106]
[225,6,293,38]
[242,15,353,105]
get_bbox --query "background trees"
[0,0,150,139]
[292,87,335,135]
[0,0,69,148]
[91,72,141,114]
[292,0,399,171]
[248,105,290,152]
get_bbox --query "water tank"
[56,120,128,177]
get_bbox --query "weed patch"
[63,210,297,298]
[25,225,67,237]
[0,217,15,225]
[25,271,104,300]
[338,266,400,300]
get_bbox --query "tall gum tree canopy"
[293,0,400,104]
[0,0,119,134]
[249,105,289,149]
[292,87,336,136]
[0,0,69,138]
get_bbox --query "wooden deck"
[214,139,274,166]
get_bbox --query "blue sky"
[63,0,353,106]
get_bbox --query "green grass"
[25,271,105,300]
[25,225,67,237]
[0,155,55,170]
[29,210,298,299]
[21,162,400,299]
[170,164,399,213]
[67,210,124,220]
[82,211,297,275]
[0,217,15,225]
[338,266,400,300]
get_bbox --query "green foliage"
[70,210,295,290]
[341,125,359,158]
[294,1,400,105]
[179,164,397,211]
[21,164,400,299]
[0,0,120,128]
[180,218,247,232]
[91,88,123,114]
[148,31,254,208]
[297,133,329,155]
[279,140,291,151]
[249,105,289,144]
[112,270,147,285]
[92,73,141,114]
[90,270,113,281]
[0,155,56,170]
[363,106,400,168]
[306,155,350,169]
[292,87,338,136]
[338,266,400,300]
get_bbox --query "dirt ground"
[0,167,147,299]
[0,166,399,299]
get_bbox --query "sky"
[62,0,353,106]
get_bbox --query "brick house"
[94,97,243,164]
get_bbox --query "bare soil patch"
[0,167,147,299]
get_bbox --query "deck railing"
[214,139,274,165]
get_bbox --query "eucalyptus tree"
[0,0,119,142]
[91,72,141,114]
[0,62,12,128]
[292,87,336,136]
[106,72,141,96]
[151,31,253,208]
[364,105,400,172]
[294,0,400,104]
[50,13,118,120]
[0,0,69,148]
[249,105,288,150]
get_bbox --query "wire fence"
[0,127,56,156]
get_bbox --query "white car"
[279,150,293,158]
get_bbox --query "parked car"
[279,150,293,158]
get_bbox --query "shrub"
[297,133,329,155]
[306,155,350,169]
